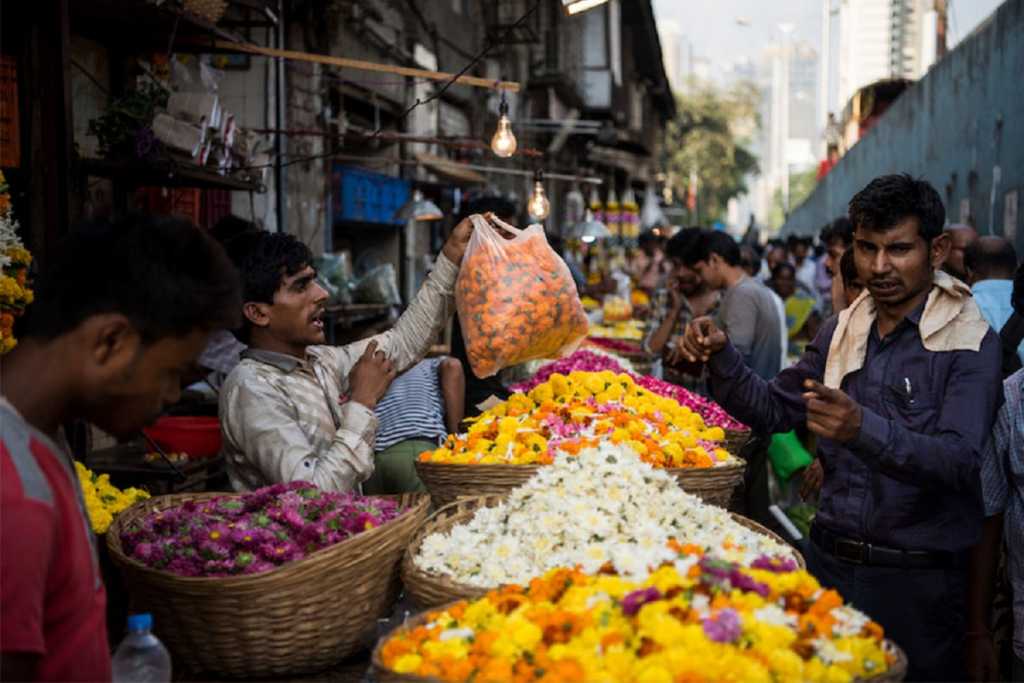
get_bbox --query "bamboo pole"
[213,41,521,92]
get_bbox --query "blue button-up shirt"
[972,279,1024,364]
[708,303,1003,552]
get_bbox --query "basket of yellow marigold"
[415,371,745,508]
[374,565,908,683]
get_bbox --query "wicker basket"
[724,427,752,454]
[105,491,430,678]
[371,603,907,683]
[402,495,804,609]
[416,458,745,510]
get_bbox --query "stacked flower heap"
[0,171,33,354]
[416,444,792,587]
[420,371,733,468]
[120,482,402,577]
[75,462,151,534]
[381,563,895,683]
[510,351,746,431]
[588,320,644,342]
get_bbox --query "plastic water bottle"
[111,613,172,683]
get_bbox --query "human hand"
[348,341,397,409]
[965,632,999,682]
[802,380,863,442]
[667,276,685,311]
[799,459,824,501]
[679,316,727,363]
[442,215,475,265]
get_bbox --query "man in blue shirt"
[965,236,1023,365]
[679,174,1002,681]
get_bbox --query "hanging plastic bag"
[456,214,589,378]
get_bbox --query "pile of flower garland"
[119,482,402,577]
[75,462,151,534]
[0,171,33,354]
[416,445,792,587]
[509,350,746,430]
[420,371,733,468]
[381,564,895,683]
[588,320,644,342]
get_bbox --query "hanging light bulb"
[490,92,517,158]
[527,171,550,220]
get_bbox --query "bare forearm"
[647,306,682,354]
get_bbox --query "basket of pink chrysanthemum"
[106,482,429,678]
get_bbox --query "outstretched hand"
[802,379,862,442]
[679,316,728,364]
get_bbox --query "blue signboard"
[332,164,411,226]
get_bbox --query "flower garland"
[415,444,793,587]
[381,562,895,683]
[119,482,403,577]
[421,371,733,468]
[75,462,151,535]
[0,171,33,354]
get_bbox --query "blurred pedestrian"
[831,247,865,313]
[645,229,719,359]
[787,235,818,296]
[678,173,1002,682]
[964,236,1024,367]
[944,223,979,282]
[631,230,670,294]
[769,263,822,357]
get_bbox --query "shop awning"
[416,152,487,185]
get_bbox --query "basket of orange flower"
[415,371,745,509]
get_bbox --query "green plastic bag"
[767,430,813,482]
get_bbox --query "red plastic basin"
[143,416,222,459]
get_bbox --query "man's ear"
[78,313,141,374]
[931,232,952,271]
[243,301,272,330]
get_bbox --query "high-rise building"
[656,19,691,93]
[833,0,947,110]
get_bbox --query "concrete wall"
[781,0,1024,257]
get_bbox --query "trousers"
[806,534,968,682]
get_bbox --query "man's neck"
[721,266,747,291]
[875,286,933,338]
[0,340,75,439]
[247,333,309,361]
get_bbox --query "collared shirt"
[980,368,1024,658]
[220,254,458,493]
[642,290,696,355]
[708,301,1003,552]
[972,279,1024,364]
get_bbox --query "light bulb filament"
[491,113,517,158]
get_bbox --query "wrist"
[349,391,378,410]
[442,243,461,265]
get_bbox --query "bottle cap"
[127,613,153,632]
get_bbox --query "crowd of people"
[1,172,1023,682]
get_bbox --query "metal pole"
[273,0,286,234]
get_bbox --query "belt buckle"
[835,539,866,564]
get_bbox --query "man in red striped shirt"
[1,215,240,681]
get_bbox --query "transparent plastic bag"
[456,214,589,378]
[353,264,401,305]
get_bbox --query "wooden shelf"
[81,157,265,193]
[71,0,251,49]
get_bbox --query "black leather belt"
[810,525,960,569]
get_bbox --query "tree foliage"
[663,80,760,225]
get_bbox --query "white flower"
[813,638,855,664]
[754,605,798,628]
[830,605,871,638]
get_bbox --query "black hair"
[680,230,741,267]
[964,237,1018,281]
[638,230,660,248]
[665,227,706,264]
[211,214,260,246]
[848,173,945,242]
[771,262,796,280]
[839,248,860,288]
[824,216,853,247]
[225,231,313,343]
[457,196,517,223]
[26,214,241,343]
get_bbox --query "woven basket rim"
[106,491,430,587]
[371,600,908,682]
[417,459,745,471]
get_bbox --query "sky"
[652,0,1006,80]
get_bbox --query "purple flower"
[728,570,770,597]
[621,587,662,616]
[702,609,742,643]
[751,555,799,574]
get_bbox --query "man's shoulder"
[0,405,65,512]
[1005,367,1024,399]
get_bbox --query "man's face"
[669,259,701,296]
[772,270,797,299]
[823,240,847,277]
[249,265,329,350]
[691,256,724,291]
[854,217,945,310]
[944,227,977,281]
[80,326,210,438]
[792,242,809,262]
[766,247,786,271]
